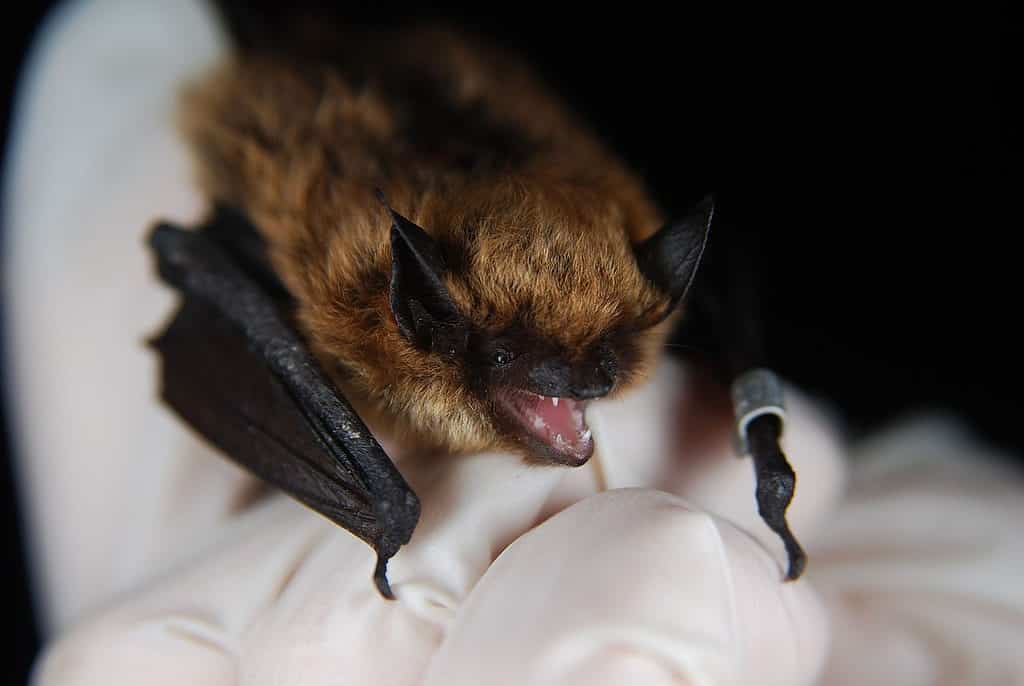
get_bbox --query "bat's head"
[384,190,713,466]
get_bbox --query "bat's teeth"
[552,397,559,407]
[581,428,592,441]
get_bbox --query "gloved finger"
[423,489,829,686]
[32,442,575,686]
[32,496,442,686]
[4,0,233,631]
[389,451,568,617]
[812,418,1024,685]
[576,359,846,575]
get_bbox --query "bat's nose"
[568,384,611,400]
[568,367,614,400]
[525,352,617,400]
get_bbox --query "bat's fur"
[180,26,680,458]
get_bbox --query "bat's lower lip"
[495,389,594,466]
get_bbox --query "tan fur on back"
[180,26,673,455]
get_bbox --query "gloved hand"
[6,2,1023,685]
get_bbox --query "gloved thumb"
[422,488,829,686]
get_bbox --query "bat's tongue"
[533,395,576,435]
[497,389,595,464]
[527,395,592,455]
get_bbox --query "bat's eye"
[492,349,516,366]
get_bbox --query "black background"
[2,2,1020,682]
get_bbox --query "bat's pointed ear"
[383,198,466,355]
[634,194,714,309]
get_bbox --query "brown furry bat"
[178,26,712,467]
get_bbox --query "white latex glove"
[5,2,1022,684]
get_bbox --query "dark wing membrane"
[152,299,377,532]
[148,218,419,598]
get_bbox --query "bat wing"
[148,211,419,598]
[675,211,806,580]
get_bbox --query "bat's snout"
[567,369,614,400]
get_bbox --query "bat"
[149,20,804,597]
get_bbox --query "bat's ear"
[634,195,714,309]
[386,204,467,356]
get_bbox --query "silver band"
[731,368,786,456]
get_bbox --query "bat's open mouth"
[496,389,594,466]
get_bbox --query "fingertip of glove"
[553,649,686,686]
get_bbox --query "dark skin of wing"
[149,211,419,598]
[748,414,805,580]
